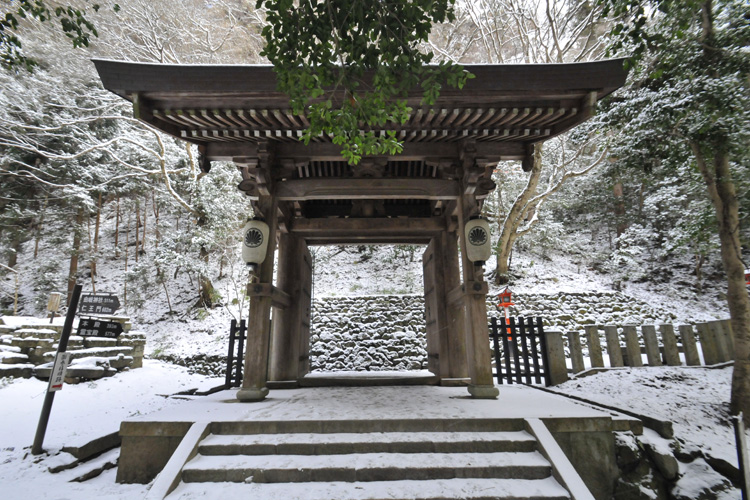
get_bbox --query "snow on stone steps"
[167,477,571,500]
[199,430,537,455]
[181,451,552,483]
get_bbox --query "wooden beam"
[304,236,433,245]
[276,178,459,201]
[246,283,291,310]
[270,142,523,163]
[290,217,446,239]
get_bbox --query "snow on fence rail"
[542,319,734,385]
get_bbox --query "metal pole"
[32,283,82,455]
[735,412,750,500]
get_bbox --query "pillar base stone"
[236,386,269,402]
[468,384,499,399]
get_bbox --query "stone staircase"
[0,319,145,382]
[157,419,582,500]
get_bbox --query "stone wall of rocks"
[310,295,427,371]
[495,292,677,333]
[309,292,678,372]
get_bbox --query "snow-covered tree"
[599,0,750,421]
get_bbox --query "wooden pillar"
[269,233,303,385]
[423,237,455,380]
[237,195,278,402]
[444,230,469,382]
[457,194,498,399]
[297,241,313,378]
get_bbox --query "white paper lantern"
[464,218,491,264]
[242,219,270,266]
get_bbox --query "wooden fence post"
[544,330,568,386]
[709,320,732,362]
[679,325,701,366]
[604,325,624,367]
[641,325,663,366]
[722,319,736,359]
[567,331,586,374]
[622,325,642,367]
[585,325,604,368]
[696,322,720,365]
[659,324,681,366]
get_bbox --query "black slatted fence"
[490,316,551,386]
[225,319,246,388]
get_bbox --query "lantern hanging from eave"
[464,217,492,264]
[242,219,269,267]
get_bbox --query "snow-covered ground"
[0,360,223,500]
[0,360,742,499]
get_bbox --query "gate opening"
[306,244,428,373]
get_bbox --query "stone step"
[0,364,34,378]
[199,431,537,456]
[181,451,552,484]
[1,351,29,364]
[168,477,571,500]
[43,346,133,362]
[212,418,526,435]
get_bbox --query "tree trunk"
[33,195,47,259]
[199,244,216,307]
[134,199,141,263]
[67,207,84,305]
[141,195,148,252]
[114,195,120,257]
[693,143,750,424]
[495,144,543,284]
[152,192,160,248]
[613,180,626,243]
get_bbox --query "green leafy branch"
[1,0,120,71]
[256,0,473,164]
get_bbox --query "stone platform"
[118,384,641,500]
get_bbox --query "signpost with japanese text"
[32,287,122,455]
[77,318,124,338]
[48,353,71,392]
[79,293,120,315]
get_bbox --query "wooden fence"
[542,319,735,385]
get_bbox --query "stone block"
[28,347,55,364]
[1,352,29,364]
[83,338,118,348]
[0,364,33,378]
[11,337,54,349]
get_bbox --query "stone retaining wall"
[309,292,678,372]
[310,295,427,372]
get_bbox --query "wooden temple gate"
[94,59,626,401]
